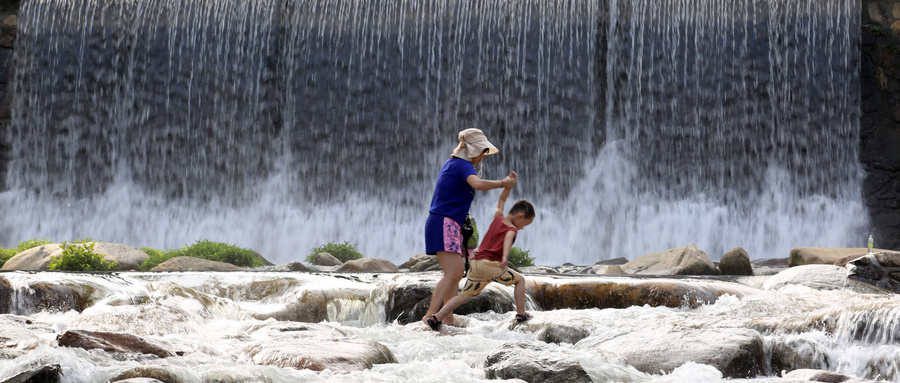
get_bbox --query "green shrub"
[508,247,535,268]
[139,241,263,271]
[48,242,117,272]
[71,236,102,244]
[0,248,14,268]
[871,25,886,36]
[306,241,363,263]
[16,238,53,252]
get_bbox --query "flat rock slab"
[248,339,396,372]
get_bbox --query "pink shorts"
[424,214,473,257]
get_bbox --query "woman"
[423,128,517,327]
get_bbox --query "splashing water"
[1,0,866,265]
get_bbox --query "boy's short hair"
[509,200,535,219]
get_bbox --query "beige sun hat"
[450,128,499,160]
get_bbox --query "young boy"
[425,186,535,331]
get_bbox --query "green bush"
[139,241,263,271]
[306,241,363,263]
[508,247,535,268]
[48,242,117,272]
[0,248,14,268]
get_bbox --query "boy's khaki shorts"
[460,259,523,297]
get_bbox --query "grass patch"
[48,242,117,272]
[139,240,263,271]
[306,241,363,263]
[508,247,535,268]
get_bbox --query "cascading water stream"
[1,0,865,265]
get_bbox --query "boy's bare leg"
[514,277,526,315]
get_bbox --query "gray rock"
[595,257,628,265]
[92,242,150,271]
[1,364,61,383]
[272,262,316,272]
[782,369,866,383]
[149,256,242,272]
[399,253,440,272]
[577,327,765,378]
[763,265,885,293]
[311,252,343,266]
[719,247,752,276]
[622,244,719,275]
[336,257,399,273]
[484,342,593,383]
[591,264,624,275]
[248,339,396,372]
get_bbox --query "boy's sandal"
[426,314,442,331]
[515,313,531,323]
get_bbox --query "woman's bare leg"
[422,251,464,325]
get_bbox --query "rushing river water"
[0,0,868,266]
[1,268,899,382]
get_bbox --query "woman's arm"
[466,171,517,191]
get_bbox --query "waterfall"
[1,0,865,265]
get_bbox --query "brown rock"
[719,247,752,276]
[58,329,177,358]
[149,256,242,272]
[336,257,399,273]
[311,252,343,266]
[0,244,62,271]
[789,247,875,267]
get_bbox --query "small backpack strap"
[460,215,474,277]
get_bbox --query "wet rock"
[752,258,788,267]
[622,244,719,276]
[248,339,396,372]
[311,252,342,266]
[719,247,752,276]
[336,257,399,273]
[591,265,624,275]
[770,336,830,376]
[596,257,628,265]
[782,369,864,382]
[578,327,765,378]
[846,252,900,292]
[57,329,177,358]
[0,315,53,359]
[0,280,86,315]
[150,256,242,272]
[271,262,315,272]
[1,364,61,383]
[789,247,875,267]
[108,367,184,383]
[536,322,592,345]
[527,276,748,310]
[385,279,516,325]
[763,265,884,293]
[484,341,592,383]
[0,244,62,271]
[252,290,328,322]
[399,253,440,272]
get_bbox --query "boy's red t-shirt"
[473,216,518,262]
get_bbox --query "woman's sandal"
[425,314,442,331]
[515,313,531,323]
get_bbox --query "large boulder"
[0,244,62,271]
[57,329,178,358]
[576,327,765,378]
[385,278,516,325]
[788,247,879,267]
[763,265,885,293]
[719,247,752,276]
[622,244,719,276]
[150,256,242,272]
[247,339,396,372]
[846,251,900,292]
[484,342,594,383]
[336,257,399,273]
[310,252,343,266]
[0,242,149,271]
[91,242,150,271]
[1,364,62,383]
[0,277,86,315]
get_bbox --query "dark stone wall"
[861,0,900,250]
[0,0,16,191]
